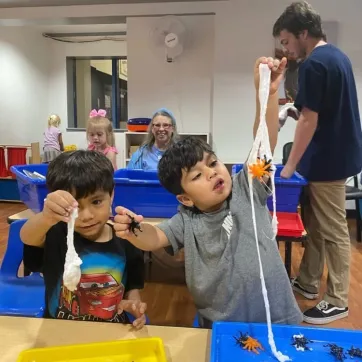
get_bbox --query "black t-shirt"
[294,44,362,181]
[23,222,144,323]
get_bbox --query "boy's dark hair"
[46,150,114,199]
[158,137,214,195]
[273,1,324,39]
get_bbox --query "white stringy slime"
[246,64,289,362]
[63,208,82,291]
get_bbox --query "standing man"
[273,1,362,325]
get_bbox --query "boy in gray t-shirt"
[114,57,303,328]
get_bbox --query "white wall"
[0,27,49,147]
[127,15,214,134]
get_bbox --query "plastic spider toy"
[291,334,313,351]
[234,332,263,354]
[127,214,142,236]
[348,346,362,358]
[248,155,273,180]
[324,343,346,361]
[234,331,248,347]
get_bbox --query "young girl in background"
[87,109,118,170]
[43,114,64,163]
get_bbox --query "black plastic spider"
[324,343,346,361]
[233,331,249,347]
[127,214,142,235]
[348,346,362,358]
[264,156,273,172]
[291,334,313,351]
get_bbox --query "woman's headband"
[153,108,176,125]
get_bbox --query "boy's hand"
[118,299,147,329]
[42,190,78,226]
[114,207,144,240]
[254,56,287,95]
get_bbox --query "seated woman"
[127,108,178,170]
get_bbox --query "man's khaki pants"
[298,180,351,308]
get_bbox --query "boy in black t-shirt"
[21,150,146,328]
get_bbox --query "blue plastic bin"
[113,169,179,218]
[232,164,307,212]
[211,321,362,361]
[10,164,48,213]
[0,178,20,201]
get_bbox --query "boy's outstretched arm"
[253,57,287,155]
[20,212,53,247]
[113,207,170,251]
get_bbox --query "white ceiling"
[0,0,222,8]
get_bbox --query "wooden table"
[7,209,35,223]
[0,316,210,362]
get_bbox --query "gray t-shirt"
[157,166,303,327]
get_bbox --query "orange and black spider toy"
[234,331,264,354]
[248,155,273,180]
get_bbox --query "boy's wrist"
[130,222,152,243]
[267,92,279,100]
[39,212,56,229]
[125,289,141,300]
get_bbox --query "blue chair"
[0,219,45,317]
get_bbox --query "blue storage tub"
[211,321,362,361]
[10,164,48,213]
[232,164,307,212]
[0,178,20,201]
[113,169,179,218]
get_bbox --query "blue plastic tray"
[232,164,307,212]
[211,322,362,361]
[113,169,179,218]
[11,164,48,213]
